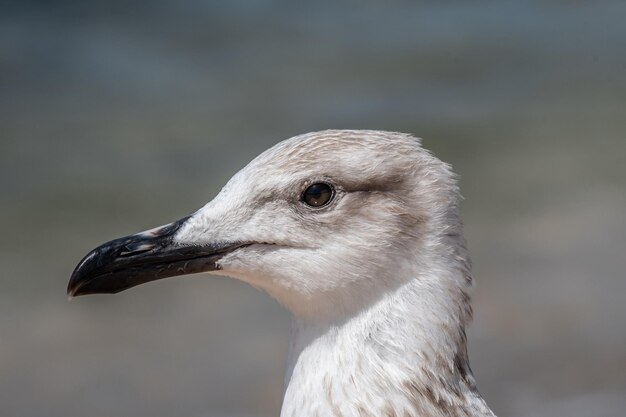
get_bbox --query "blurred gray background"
[1,1,625,416]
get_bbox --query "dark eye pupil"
[303,183,333,207]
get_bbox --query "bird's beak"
[67,216,248,297]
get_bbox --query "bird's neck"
[281,268,495,417]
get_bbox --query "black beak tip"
[66,246,124,297]
[66,216,241,298]
[67,269,130,297]
[66,265,101,297]
[68,238,104,296]
[67,254,92,297]
[66,273,93,298]
[66,278,79,298]
[67,216,194,298]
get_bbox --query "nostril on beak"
[118,243,155,257]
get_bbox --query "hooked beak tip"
[66,215,249,296]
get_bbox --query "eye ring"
[301,182,335,208]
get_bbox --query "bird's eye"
[302,183,334,207]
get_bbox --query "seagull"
[68,130,496,417]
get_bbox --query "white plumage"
[177,130,495,417]
[70,130,496,417]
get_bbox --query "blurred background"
[1,1,625,416]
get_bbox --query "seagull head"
[68,130,465,320]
